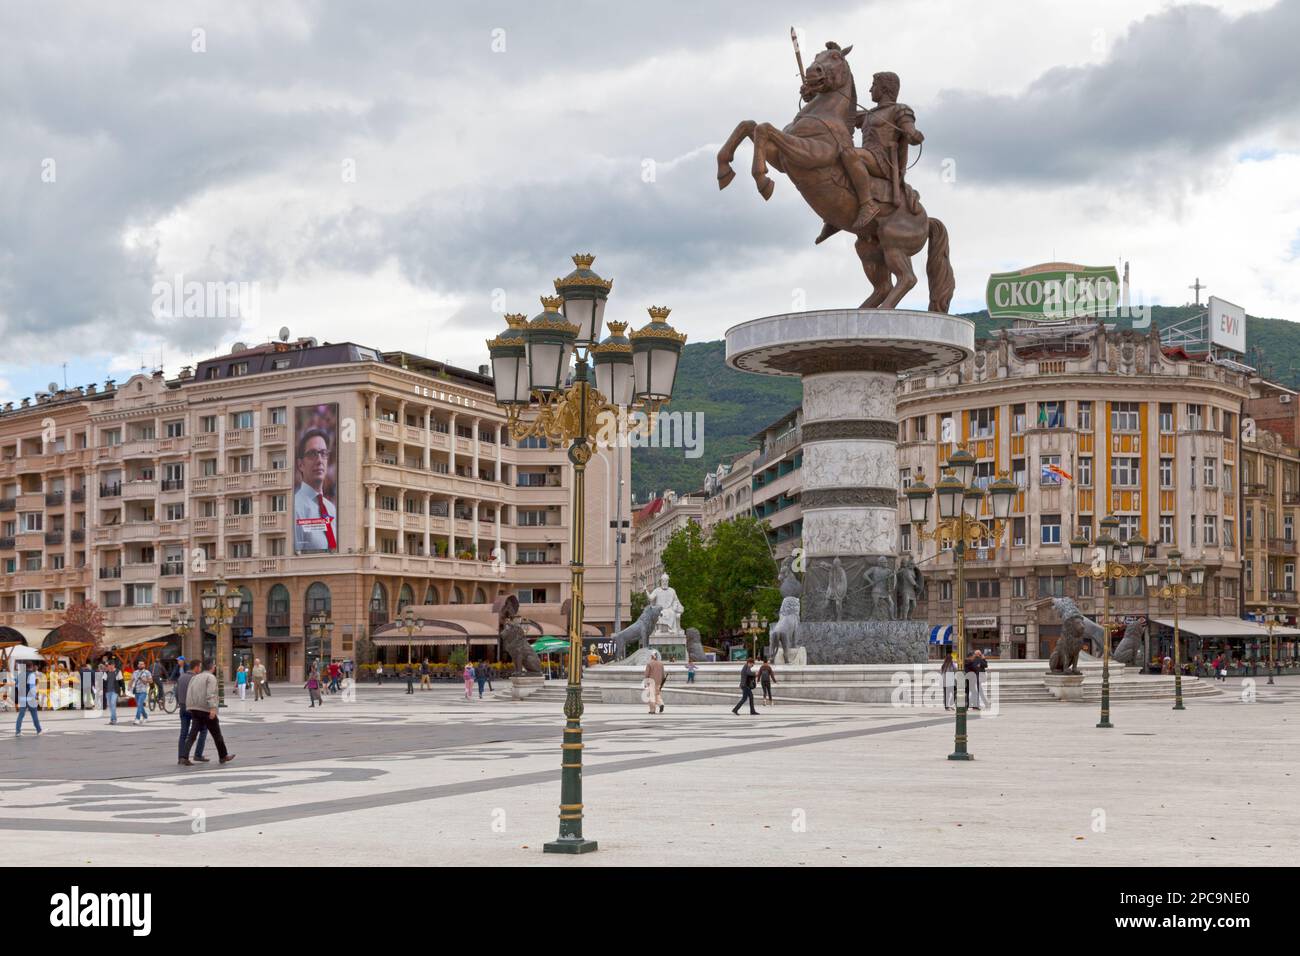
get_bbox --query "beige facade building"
[630,491,703,594]
[748,409,803,560]
[700,449,758,536]
[0,337,630,681]
[897,322,1248,660]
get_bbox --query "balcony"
[16,492,44,510]
[226,428,254,448]
[259,513,285,532]
[191,477,216,495]
[1267,590,1298,605]
[99,482,122,498]
[160,562,186,577]
[99,565,123,579]
[93,525,120,545]
[225,515,253,535]
[372,420,399,441]
[0,537,14,550]
[71,529,85,543]
[1286,492,1300,506]
[111,605,165,625]
[45,491,65,507]
[258,469,289,489]
[192,517,218,535]
[44,530,64,546]
[0,498,12,512]
[192,432,217,451]
[123,563,157,582]
[71,488,86,504]
[1268,537,1297,555]
[261,423,288,445]
[160,478,185,493]
[123,479,159,499]
[15,531,44,549]
[223,473,252,493]
[121,438,158,458]
[157,521,185,539]
[121,521,158,542]
[1244,483,1268,499]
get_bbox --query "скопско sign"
[986,263,1120,321]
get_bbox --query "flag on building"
[1041,462,1073,483]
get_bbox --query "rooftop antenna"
[61,363,68,389]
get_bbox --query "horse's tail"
[926,218,955,313]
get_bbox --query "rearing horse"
[717,42,954,312]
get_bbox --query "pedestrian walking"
[236,664,248,701]
[14,663,43,736]
[644,651,666,714]
[941,652,957,710]
[731,657,759,715]
[179,659,234,766]
[686,661,697,684]
[973,649,990,709]
[376,663,385,686]
[474,660,490,699]
[342,659,353,681]
[462,662,474,700]
[306,666,323,707]
[328,660,341,693]
[103,660,120,724]
[175,660,209,763]
[404,663,415,694]
[130,660,153,724]
[419,659,431,690]
[758,656,776,705]
[252,659,267,701]
[963,651,980,710]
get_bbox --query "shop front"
[965,616,1000,657]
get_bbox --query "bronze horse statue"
[717,42,954,312]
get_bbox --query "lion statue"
[496,594,542,676]
[609,604,662,660]
[1049,596,1104,675]
[768,596,801,663]
[1111,617,1145,666]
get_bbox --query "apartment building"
[0,337,630,681]
[749,408,803,559]
[896,321,1248,659]
[630,491,704,593]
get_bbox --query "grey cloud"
[929,0,1300,184]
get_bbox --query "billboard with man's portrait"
[293,404,340,554]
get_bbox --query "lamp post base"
[1096,720,1114,729]
[543,838,599,855]
[947,752,974,762]
[1172,701,1185,710]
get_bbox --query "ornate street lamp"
[1071,515,1140,729]
[741,609,769,660]
[401,606,419,668]
[308,612,335,672]
[1145,550,1203,710]
[200,577,241,708]
[908,450,1014,761]
[486,314,531,406]
[489,254,684,855]
[1261,605,1279,685]
[170,608,194,658]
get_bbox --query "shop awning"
[102,626,176,649]
[533,638,570,653]
[0,626,51,647]
[929,625,953,645]
[1151,617,1300,639]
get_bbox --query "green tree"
[706,516,780,637]
[660,520,716,635]
[629,590,648,623]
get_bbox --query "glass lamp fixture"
[1166,549,1183,587]
[946,446,977,487]
[962,486,984,519]
[525,296,579,394]
[487,313,531,406]
[935,471,964,521]
[1143,564,1160,589]
[630,306,686,402]
[906,476,933,524]
[988,474,1017,521]
[1126,535,1147,565]
[1188,565,1206,587]
[553,254,612,347]
[591,320,635,406]
[1070,534,1090,566]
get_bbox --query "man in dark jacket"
[731,657,760,715]
[175,660,208,763]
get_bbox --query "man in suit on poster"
[294,428,337,552]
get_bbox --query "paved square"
[4,679,1296,865]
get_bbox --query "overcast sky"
[2,0,1298,402]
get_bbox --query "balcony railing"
[1268,537,1297,555]
[0,537,13,550]
[99,483,122,498]
[71,489,86,504]
[44,530,63,545]
[1268,590,1298,604]
[1244,483,1268,498]
[1285,491,1300,506]
[0,499,13,512]
[98,565,122,579]
[160,562,185,577]
[71,529,85,543]
[161,478,185,492]
[45,491,65,507]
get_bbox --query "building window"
[164,503,185,521]
[1041,514,1062,545]
[1158,403,1174,432]
[230,455,253,473]
[229,541,252,559]
[912,416,928,440]
[1012,458,1026,488]
[1203,457,1217,488]
[969,408,995,438]
[1111,457,1140,488]
[1077,401,1092,431]
[939,581,953,600]
[1040,455,1064,485]
[1117,515,1141,542]
[1037,573,1066,597]
[1114,576,1145,597]
[1011,577,1026,598]
[165,420,185,438]
[1286,563,1295,591]
[201,458,217,477]
[964,579,1000,599]
[1012,516,1026,546]
[1036,402,1064,428]
[1111,401,1140,431]
[1286,516,1295,542]
[20,591,42,611]
[899,467,912,490]
[1078,519,1093,542]
[1011,404,1026,434]
[1224,519,1235,548]
[199,416,218,433]
[1190,514,1197,547]
[1186,404,1204,431]
[268,537,286,556]
[270,407,287,425]
[228,497,252,516]
[1203,515,1217,546]
[1078,575,1093,597]
[1077,457,1092,487]
[1245,509,1253,541]
[230,411,253,430]
[1159,458,1173,488]
[163,589,184,606]
[899,524,911,554]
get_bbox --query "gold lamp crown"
[540,295,565,311]
[572,253,595,269]
[504,313,528,328]
[605,320,629,336]
[647,306,671,321]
